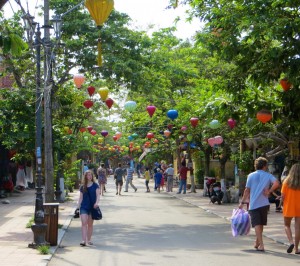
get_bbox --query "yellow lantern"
[84,0,114,66]
[98,137,104,143]
[98,87,109,101]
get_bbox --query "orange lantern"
[164,130,171,138]
[73,73,85,88]
[79,127,86,133]
[256,109,272,123]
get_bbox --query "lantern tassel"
[97,38,102,67]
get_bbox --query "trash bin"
[43,203,59,246]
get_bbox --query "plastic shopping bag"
[231,208,251,237]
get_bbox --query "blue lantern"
[128,135,133,141]
[167,109,178,120]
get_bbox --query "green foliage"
[37,245,50,255]
[237,151,253,173]
[63,159,81,192]
[195,168,204,186]
[26,216,34,228]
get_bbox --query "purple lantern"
[101,130,109,137]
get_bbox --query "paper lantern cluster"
[207,136,224,147]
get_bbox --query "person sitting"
[268,188,282,212]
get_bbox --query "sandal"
[88,241,93,245]
[80,241,86,246]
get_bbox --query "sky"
[4,0,202,39]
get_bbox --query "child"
[144,167,150,192]
[154,169,163,193]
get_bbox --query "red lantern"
[73,73,85,88]
[146,105,156,118]
[256,109,272,123]
[83,99,93,109]
[190,117,199,128]
[227,118,236,129]
[153,138,159,143]
[90,129,97,136]
[79,127,86,133]
[87,126,93,132]
[146,132,154,139]
[87,86,95,96]
[113,135,118,141]
[280,78,292,91]
[167,124,173,130]
[105,98,114,109]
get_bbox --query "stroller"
[209,182,224,205]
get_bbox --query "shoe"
[124,191,128,192]
[80,241,86,246]
[275,207,282,212]
[183,192,186,194]
[135,188,137,192]
[116,192,118,195]
[176,192,181,194]
[87,241,93,245]
[295,251,300,254]
[287,244,295,253]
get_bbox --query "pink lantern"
[90,130,97,136]
[105,98,114,109]
[181,126,187,132]
[208,138,215,147]
[214,136,224,145]
[83,99,93,109]
[190,117,199,128]
[164,130,171,138]
[146,105,156,118]
[227,118,236,129]
[101,130,109,137]
[146,132,154,139]
[73,73,85,88]
[87,86,95,96]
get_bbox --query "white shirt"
[165,167,174,176]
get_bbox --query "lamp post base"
[28,223,48,248]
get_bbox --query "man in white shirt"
[165,164,174,192]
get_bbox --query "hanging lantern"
[83,99,93,109]
[227,118,236,129]
[190,117,199,128]
[84,0,114,66]
[87,86,95,96]
[187,134,193,141]
[167,124,174,130]
[128,135,133,141]
[214,136,223,145]
[64,126,70,133]
[124,101,137,112]
[98,137,104,143]
[132,133,138,138]
[280,78,292,91]
[73,73,85,88]
[101,130,109,137]
[146,105,156,118]
[68,129,72,134]
[84,135,89,141]
[116,132,122,140]
[146,132,154,139]
[209,119,220,129]
[181,126,187,132]
[105,98,114,109]
[98,87,109,101]
[256,109,272,123]
[153,138,159,144]
[87,126,93,132]
[167,109,178,120]
[79,127,86,133]
[113,135,118,141]
[164,130,171,138]
[90,129,97,136]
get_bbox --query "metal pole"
[29,24,47,248]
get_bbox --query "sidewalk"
[0,178,291,266]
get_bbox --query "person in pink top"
[281,163,300,254]
[177,161,189,194]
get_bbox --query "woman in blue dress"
[78,170,100,246]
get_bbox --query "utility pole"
[44,0,54,202]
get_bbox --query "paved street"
[48,177,299,266]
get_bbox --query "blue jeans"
[178,179,186,193]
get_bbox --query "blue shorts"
[80,207,91,215]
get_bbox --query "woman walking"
[97,163,107,196]
[78,170,100,246]
[281,163,300,254]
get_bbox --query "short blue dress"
[80,182,99,215]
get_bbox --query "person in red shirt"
[177,161,189,194]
